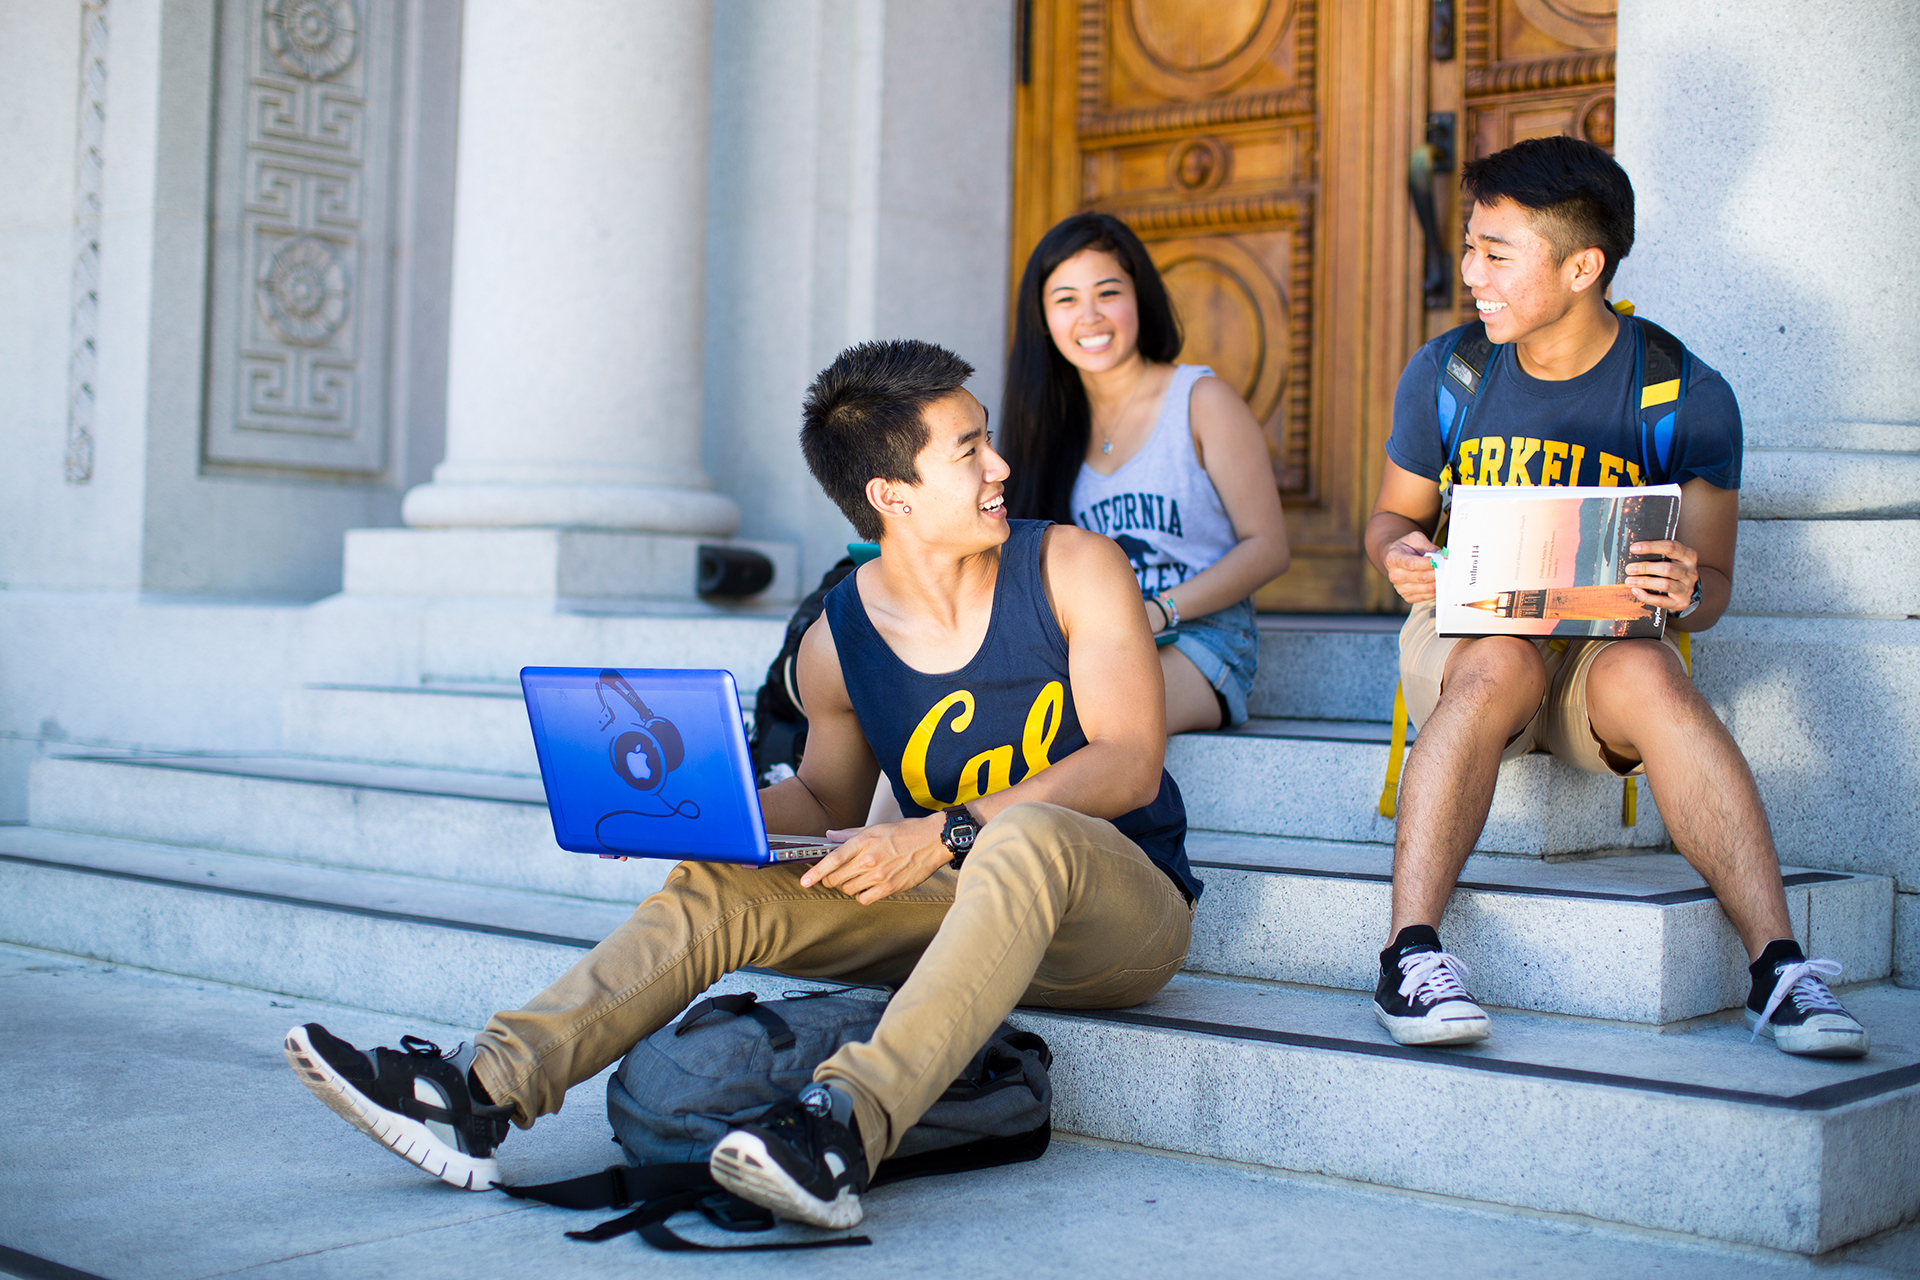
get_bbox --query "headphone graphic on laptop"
[593,671,699,846]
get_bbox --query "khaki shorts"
[1397,600,1686,777]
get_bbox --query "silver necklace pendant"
[1101,438,1113,455]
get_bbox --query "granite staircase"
[3,607,1916,1255]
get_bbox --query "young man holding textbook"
[284,339,1199,1229]
[1362,136,1867,1057]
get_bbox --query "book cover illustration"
[1434,484,1682,639]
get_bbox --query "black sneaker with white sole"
[709,1083,869,1230]
[1744,941,1869,1059]
[1373,925,1492,1047]
[284,1023,513,1190]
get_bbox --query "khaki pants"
[469,802,1192,1174]
[1398,600,1687,776]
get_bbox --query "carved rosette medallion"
[1169,137,1229,192]
[257,235,350,344]
[265,0,360,80]
[1580,94,1615,149]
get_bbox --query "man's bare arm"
[1365,458,1445,604]
[1628,477,1736,632]
[970,524,1166,821]
[758,618,882,835]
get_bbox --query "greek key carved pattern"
[205,0,391,474]
[65,0,109,485]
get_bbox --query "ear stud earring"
[902,505,912,514]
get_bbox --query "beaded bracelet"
[1154,591,1180,630]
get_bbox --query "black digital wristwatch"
[940,806,978,869]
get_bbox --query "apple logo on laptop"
[598,670,685,795]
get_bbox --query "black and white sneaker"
[709,1084,869,1230]
[1373,926,1492,1047]
[284,1023,513,1190]
[1745,948,1869,1058]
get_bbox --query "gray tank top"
[1069,364,1237,596]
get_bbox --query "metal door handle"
[1408,113,1456,311]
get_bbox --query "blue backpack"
[500,989,1052,1252]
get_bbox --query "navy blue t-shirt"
[1385,317,1742,491]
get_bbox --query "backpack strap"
[500,1163,872,1251]
[1377,682,1409,819]
[674,992,797,1051]
[1620,308,1691,484]
[1434,321,1496,495]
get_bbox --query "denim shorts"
[1168,597,1258,727]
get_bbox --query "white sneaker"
[1745,958,1869,1058]
[1374,944,1491,1047]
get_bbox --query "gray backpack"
[501,988,1053,1251]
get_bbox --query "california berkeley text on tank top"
[1070,364,1238,596]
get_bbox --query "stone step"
[1,829,1913,1255]
[276,669,1660,857]
[281,678,756,777]
[278,622,1397,777]
[1169,718,1671,854]
[24,754,1894,1023]
[283,682,542,775]
[26,752,659,905]
[1248,615,1401,721]
[1185,832,1892,1024]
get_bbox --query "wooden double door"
[1012,0,1619,611]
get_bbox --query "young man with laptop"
[284,339,1201,1230]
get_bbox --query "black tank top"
[823,519,1200,901]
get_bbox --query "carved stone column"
[399,0,737,536]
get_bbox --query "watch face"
[944,809,976,851]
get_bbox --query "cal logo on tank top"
[822,519,1200,901]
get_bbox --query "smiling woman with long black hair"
[1000,212,1291,732]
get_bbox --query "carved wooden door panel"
[1012,1,1616,612]
[1014,0,1417,612]
[1423,0,1617,338]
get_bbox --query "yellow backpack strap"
[1620,632,1694,826]
[1379,681,1410,818]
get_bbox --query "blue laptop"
[520,667,836,866]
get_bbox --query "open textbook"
[1434,484,1682,639]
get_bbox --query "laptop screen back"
[520,667,771,865]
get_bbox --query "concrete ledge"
[1186,835,1892,1023]
[25,754,676,903]
[1728,520,1920,617]
[5,846,1911,1255]
[1690,618,1920,895]
[1741,450,1920,520]
[1025,983,1920,1255]
[1250,619,1400,721]
[343,527,800,604]
[282,683,543,774]
[1899,891,1920,989]
[1168,726,1670,855]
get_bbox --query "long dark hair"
[999,212,1182,523]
